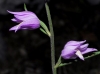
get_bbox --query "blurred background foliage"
[0,0,100,74]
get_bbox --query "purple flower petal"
[9,18,40,32]
[7,10,34,15]
[11,18,22,23]
[80,43,89,52]
[61,45,78,59]
[82,48,97,54]
[20,18,40,27]
[65,40,86,47]
[9,25,20,31]
[9,25,27,31]
[8,10,38,21]
[62,54,76,59]
[14,14,37,21]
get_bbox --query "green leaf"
[40,28,47,35]
[40,20,51,37]
[40,20,49,32]
[24,3,27,11]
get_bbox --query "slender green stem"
[45,3,57,74]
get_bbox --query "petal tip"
[80,57,85,61]
[7,10,12,13]
[9,28,13,31]
[93,48,98,51]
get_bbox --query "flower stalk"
[45,2,57,74]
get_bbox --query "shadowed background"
[0,0,100,74]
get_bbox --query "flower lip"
[75,50,84,60]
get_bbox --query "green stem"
[45,3,57,74]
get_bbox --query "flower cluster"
[8,10,98,61]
